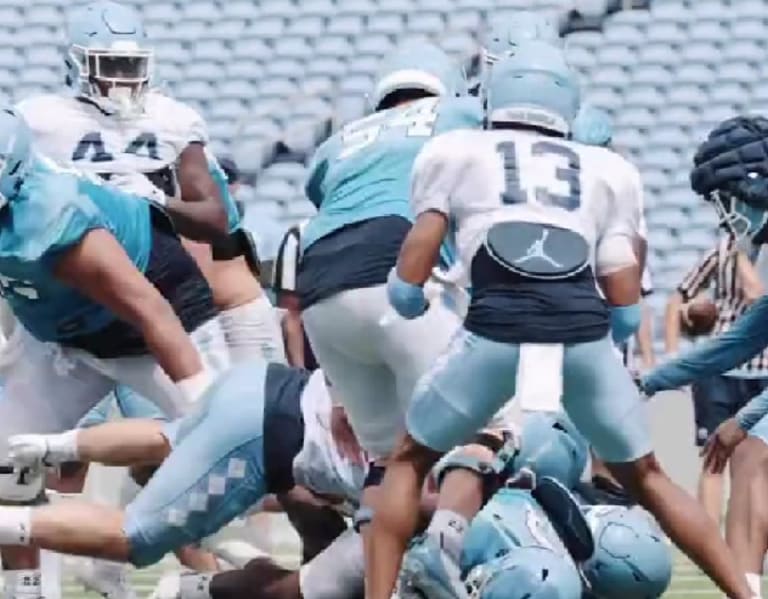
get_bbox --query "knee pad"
[0,462,45,504]
[432,433,520,501]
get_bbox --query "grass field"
[56,551,730,598]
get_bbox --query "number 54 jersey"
[15,91,205,186]
[411,128,645,343]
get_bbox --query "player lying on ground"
[367,44,757,599]
[639,115,768,597]
[144,412,672,599]
[0,360,367,570]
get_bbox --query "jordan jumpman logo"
[514,228,563,268]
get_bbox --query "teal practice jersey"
[303,95,482,250]
[0,156,153,341]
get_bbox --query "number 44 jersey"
[412,127,644,285]
[15,91,206,194]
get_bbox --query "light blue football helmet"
[65,0,153,117]
[572,104,613,147]
[465,546,583,599]
[582,506,673,599]
[0,110,33,209]
[512,412,589,490]
[482,11,562,66]
[461,488,571,576]
[369,40,467,111]
[485,40,580,136]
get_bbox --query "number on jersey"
[72,132,161,162]
[498,140,581,211]
[339,98,440,160]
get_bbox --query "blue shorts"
[123,361,269,567]
[692,375,768,446]
[76,385,168,429]
[406,329,651,463]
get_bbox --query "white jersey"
[16,91,206,189]
[293,370,367,510]
[411,128,643,284]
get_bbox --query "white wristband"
[175,370,214,409]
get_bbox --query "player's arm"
[596,162,645,342]
[388,137,457,318]
[53,228,204,384]
[642,294,768,395]
[166,142,228,240]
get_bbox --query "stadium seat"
[632,65,673,86]
[314,36,355,59]
[299,0,336,17]
[22,5,60,26]
[708,82,747,106]
[347,55,381,77]
[192,40,229,62]
[286,16,325,37]
[207,19,248,40]
[675,63,713,85]
[623,85,666,110]
[367,12,405,35]
[595,44,636,67]
[306,57,348,78]
[408,11,446,35]
[327,15,365,36]
[355,34,393,56]
[259,0,300,18]
[643,22,687,45]
[447,9,482,31]
[729,19,767,42]
[221,0,259,18]
[24,45,60,69]
[681,42,718,66]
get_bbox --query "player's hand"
[7,434,49,467]
[701,418,747,474]
[330,405,366,466]
[109,172,168,206]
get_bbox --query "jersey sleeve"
[595,155,643,276]
[15,173,107,267]
[410,132,467,217]
[170,97,209,147]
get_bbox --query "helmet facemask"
[709,187,768,246]
[69,41,153,118]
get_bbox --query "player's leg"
[155,527,364,599]
[368,330,519,599]
[561,335,754,599]
[693,375,736,521]
[398,442,495,598]
[303,290,406,459]
[725,419,768,595]
[0,363,271,568]
[0,330,113,599]
[218,295,287,364]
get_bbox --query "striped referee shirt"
[677,235,768,376]
[272,220,308,295]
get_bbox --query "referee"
[272,221,318,369]
[664,234,766,522]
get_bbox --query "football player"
[368,44,755,599]
[298,40,483,558]
[0,109,229,598]
[16,0,285,365]
[0,359,366,581]
[639,115,768,597]
[14,2,285,591]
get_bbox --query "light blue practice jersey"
[0,156,152,341]
[302,95,483,250]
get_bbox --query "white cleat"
[7,435,49,467]
[74,558,137,599]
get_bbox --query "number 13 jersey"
[411,128,644,344]
[411,127,644,284]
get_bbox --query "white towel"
[516,343,564,413]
